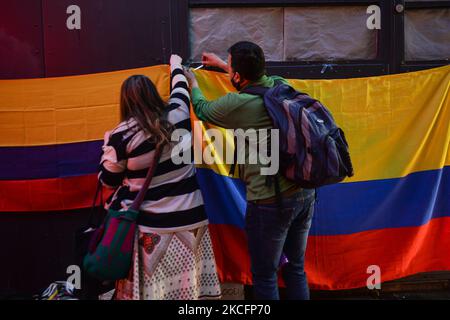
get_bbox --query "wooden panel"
[0,0,45,79]
[42,0,171,76]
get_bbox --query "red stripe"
[0,175,113,212]
[306,216,450,290]
[209,217,450,290]
[2,176,449,290]
[208,224,286,287]
[208,224,252,285]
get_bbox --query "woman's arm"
[168,54,190,116]
[98,129,127,188]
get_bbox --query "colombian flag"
[0,65,449,290]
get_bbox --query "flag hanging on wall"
[0,65,449,290]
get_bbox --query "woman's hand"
[201,52,228,72]
[183,67,199,89]
[170,54,183,66]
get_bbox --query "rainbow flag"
[0,65,449,290]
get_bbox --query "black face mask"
[231,72,241,91]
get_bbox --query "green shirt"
[191,75,302,201]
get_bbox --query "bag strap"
[230,81,282,176]
[244,80,284,213]
[240,86,269,96]
[87,179,104,226]
[240,79,284,96]
[228,135,239,177]
[129,145,163,212]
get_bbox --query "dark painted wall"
[0,0,187,297]
[0,0,187,79]
[0,210,96,298]
[0,0,448,80]
[41,0,177,77]
[0,1,45,78]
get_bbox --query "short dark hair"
[227,41,265,81]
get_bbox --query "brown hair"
[120,75,173,147]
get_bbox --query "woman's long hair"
[120,75,173,147]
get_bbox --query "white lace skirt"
[115,225,222,300]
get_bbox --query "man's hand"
[183,67,199,88]
[170,54,183,66]
[201,52,228,72]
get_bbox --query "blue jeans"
[245,189,315,300]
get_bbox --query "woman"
[98,54,221,300]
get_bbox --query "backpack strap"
[240,79,284,96]
[230,85,268,176]
[241,79,286,212]
[228,135,239,177]
[240,86,269,97]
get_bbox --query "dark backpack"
[241,81,354,188]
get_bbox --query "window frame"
[186,0,390,78]
[180,0,449,78]
[395,0,450,73]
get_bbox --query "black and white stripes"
[99,63,207,231]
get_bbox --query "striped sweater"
[99,63,207,232]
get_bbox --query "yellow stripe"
[0,65,449,183]
[193,66,450,182]
[0,65,170,146]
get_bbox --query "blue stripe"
[195,168,247,227]
[1,141,449,236]
[196,166,450,236]
[0,141,103,180]
[311,166,450,235]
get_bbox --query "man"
[184,41,315,300]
